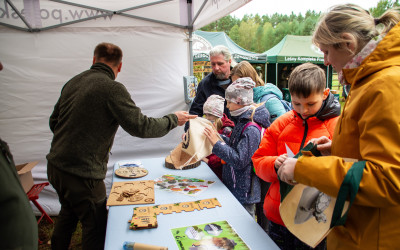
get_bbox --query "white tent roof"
[0,0,250,215]
[0,0,248,31]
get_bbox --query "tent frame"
[1,0,209,75]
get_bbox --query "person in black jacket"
[189,45,233,119]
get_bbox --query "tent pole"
[188,0,194,76]
[264,63,267,83]
[275,63,278,86]
[326,65,329,88]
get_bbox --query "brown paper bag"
[280,184,349,247]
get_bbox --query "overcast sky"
[231,0,381,18]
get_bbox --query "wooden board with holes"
[107,180,155,206]
[129,198,222,230]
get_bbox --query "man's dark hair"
[94,42,123,67]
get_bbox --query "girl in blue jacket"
[204,77,270,217]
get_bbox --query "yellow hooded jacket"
[295,22,400,249]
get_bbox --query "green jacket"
[0,139,38,249]
[47,63,178,179]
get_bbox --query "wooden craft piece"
[174,201,200,212]
[130,206,158,230]
[197,198,221,209]
[129,198,222,230]
[114,166,148,178]
[130,214,158,230]
[107,180,155,206]
[153,204,176,215]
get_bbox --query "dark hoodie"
[212,104,271,205]
[297,92,341,149]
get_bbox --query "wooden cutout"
[174,201,199,212]
[107,180,155,206]
[115,166,148,178]
[197,198,221,209]
[130,206,158,229]
[129,198,222,230]
[154,204,175,215]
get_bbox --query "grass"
[38,216,82,250]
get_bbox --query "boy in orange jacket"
[252,63,340,249]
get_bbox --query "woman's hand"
[274,153,288,170]
[308,136,332,156]
[277,158,298,185]
[204,126,219,146]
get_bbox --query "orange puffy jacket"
[252,105,339,226]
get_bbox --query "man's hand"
[308,136,332,156]
[174,111,197,126]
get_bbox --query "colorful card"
[154,174,215,196]
[171,220,249,250]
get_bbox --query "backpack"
[260,93,292,122]
[241,122,263,174]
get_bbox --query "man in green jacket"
[47,42,196,250]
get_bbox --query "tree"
[261,22,275,51]
[199,0,386,52]
[253,25,264,52]
[237,19,258,49]
[370,0,400,17]
[229,25,240,43]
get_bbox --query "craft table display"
[105,157,279,250]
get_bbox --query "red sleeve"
[208,154,222,168]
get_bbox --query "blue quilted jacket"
[212,104,270,205]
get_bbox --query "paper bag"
[181,117,223,163]
[279,143,365,247]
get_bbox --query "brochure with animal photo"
[154,174,215,196]
[171,220,249,250]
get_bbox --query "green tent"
[193,30,267,63]
[263,35,333,90]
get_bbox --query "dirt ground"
[38,216,82,250]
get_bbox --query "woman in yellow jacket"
[278,4,400,249]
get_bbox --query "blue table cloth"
[105,157,278,250]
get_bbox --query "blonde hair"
[313,4,400,53]
[230,61,264,87]
[288,63,325,98]
[250,103,264,121]
[214,118,223,131]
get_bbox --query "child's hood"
[242,104,271,128]
[314,92,341,121]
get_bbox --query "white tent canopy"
[0,0,250,215]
